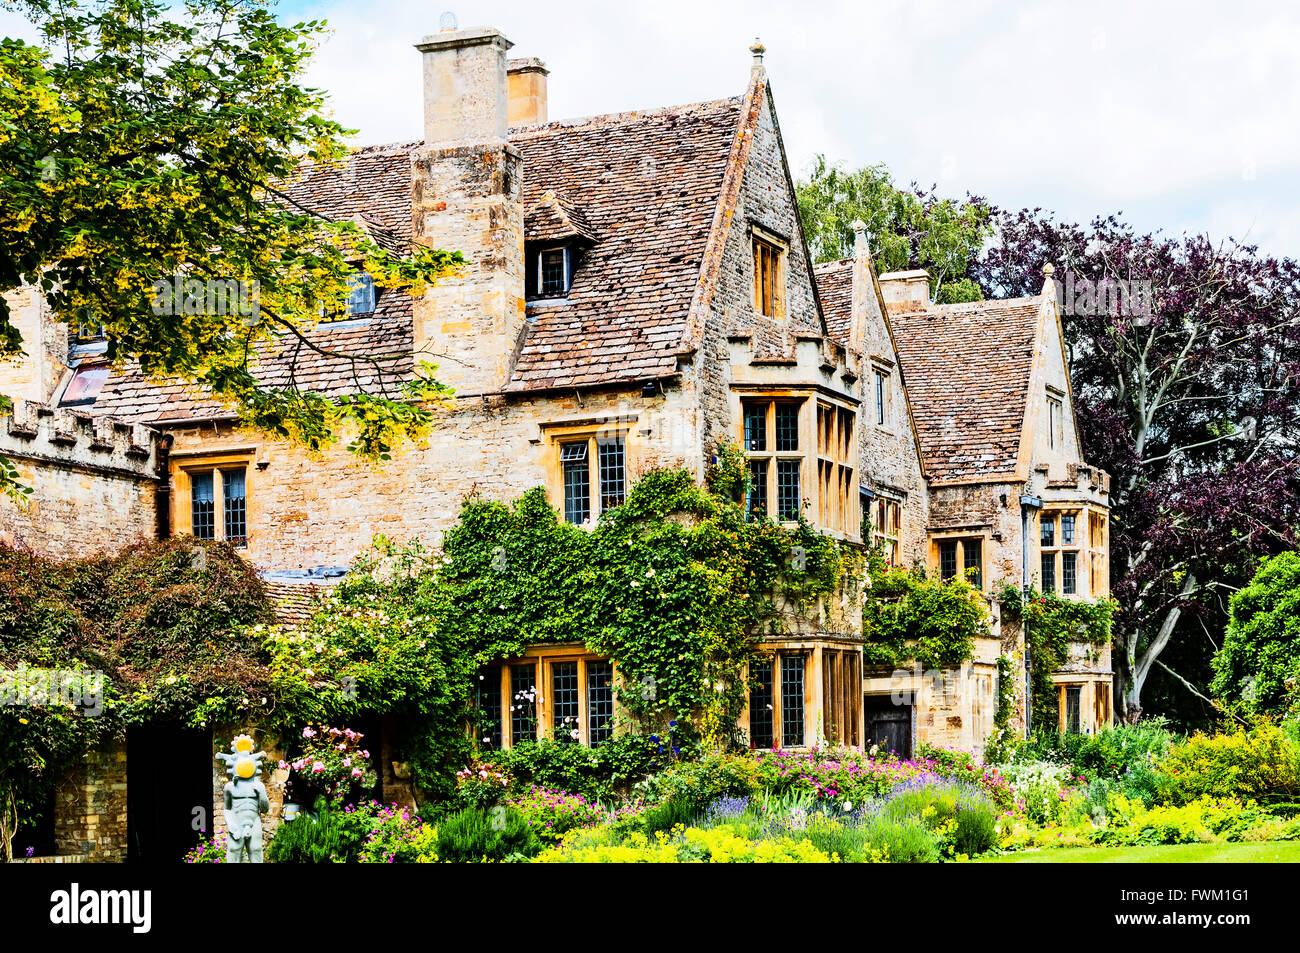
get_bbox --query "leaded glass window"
[552,661,580,743]
[780,655,805,747]
[510,664,537,744]
[222,469,247,546]
[561,441,590,524]
[477,668,502,750]
[749,658,774,749]
[586,661,614,746]
[776,459,800,520]
[191,472,215,541]
[597,437,625,511]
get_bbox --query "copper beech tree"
[0,0,464,498]
[974,212,1300,722]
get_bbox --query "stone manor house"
[1,23,1112,858]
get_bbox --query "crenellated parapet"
[0,400,162,480]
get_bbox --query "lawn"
[978,841,1300,863]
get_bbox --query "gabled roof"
[523,189,597,244]
[506,96,746,391]
[887,297,1042,484]
[86,89,756,418]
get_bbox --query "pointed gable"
[889,296,1042,484]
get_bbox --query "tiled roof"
[89,95,748,417]
[94,300,414,422]
[262,581,325,626]
[524,189,597,244]
[812,259,854,345]
[506,97,744,391]
[888,297,1042,484]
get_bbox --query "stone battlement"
[0,400,161,479]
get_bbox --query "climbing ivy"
[860,563,991,669]
[997,584,1116,729]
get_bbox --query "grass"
[977,841,1300,863]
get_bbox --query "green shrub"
[435,807,539,863]
[952,805,998,856]
[1158,722,1300,804]
[267,799,371,863]
[637,753,761,812]
[640,795,701,835]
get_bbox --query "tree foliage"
[795,154,992,302]
[0,0,464,499]
[1212,551,1300,719]
[973,212,1300,720]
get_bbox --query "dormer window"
[346,274,376,315]
[538,247,570,297]
[322,274,376,320]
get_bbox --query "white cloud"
[4,0,1298,253]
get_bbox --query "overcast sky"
[7,1,1299,256]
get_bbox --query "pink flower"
[312,762,324,773]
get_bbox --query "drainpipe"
[1019,494,1042,738]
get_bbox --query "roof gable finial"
[750,38,766,71]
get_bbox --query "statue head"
[217,733,266,780]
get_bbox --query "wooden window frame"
[488,648,619,748]
[871,496,902,566]
[751,228,788,319]
[1046,389,1065,450]
[537,245,571,298]
[544,421,633,526]
[171,452,254,548]
[871,364,894,430]
[929,532,989,592]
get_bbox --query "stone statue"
[216,734,270,863]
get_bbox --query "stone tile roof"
[506,97,744,391]
[262,581,325,626]
[812,259,854,345]
[524,189,597,244]
[94,300,414,422]
[887,297,1042,484]
[89,95,748,417]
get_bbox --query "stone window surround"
[1050,675,1111,736]
[170,449,255,545]
[870,494,903,566]
[927,527,992,592]
[1039,505,1108,599]
[487,644,620,748]
[540,415,638,526]
[869,356,896,432]
[731,386,860,541]
[1046,385,1065,451]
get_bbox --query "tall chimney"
[507,58,549,126]
[415,26,513,144]
[410,24,526,396]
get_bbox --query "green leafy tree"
[795,154,991,303]
[1212,552,1300,719]
[0,0,464,499]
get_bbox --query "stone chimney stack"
[507,58,549,126]
[416,25,513,144]
[410,23,526,395]
[877,269,932,311]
